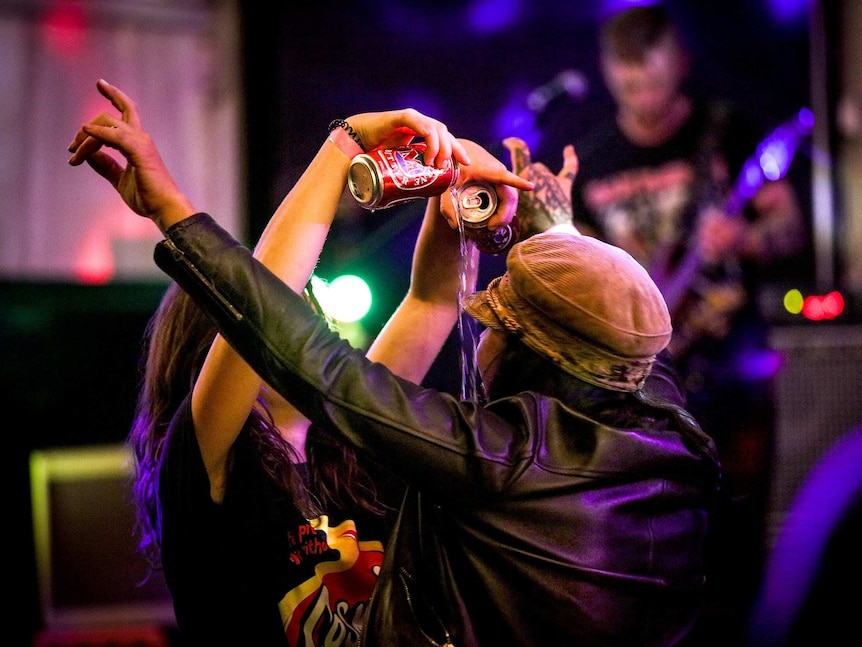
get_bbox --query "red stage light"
[801,291,845,321]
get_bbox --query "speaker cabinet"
[766,324,862,546]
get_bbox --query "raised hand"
[67,79,195,232]
[437,138,535,234]
[502,137,579,239]
[348,108,470,170]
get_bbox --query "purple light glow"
[394,90,445,125]
[735,348,784,381]
[599,0,661,21]
[765,0,809,25]
[466,0,522,34]
[493,95,542,154]
[748,422,862,644]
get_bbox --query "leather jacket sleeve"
[154,213,538,501]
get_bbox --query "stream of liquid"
[449,186,484,406]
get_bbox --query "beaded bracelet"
[327,119,366,157]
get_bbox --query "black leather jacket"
[154,213,721,647]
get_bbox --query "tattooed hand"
[502,137,579,239]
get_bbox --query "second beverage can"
[455,182,520,255]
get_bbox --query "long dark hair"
[129,282,388,568]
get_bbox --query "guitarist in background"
[566,4,807,647]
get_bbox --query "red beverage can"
[348,143,459,209]
[455,182,520,255]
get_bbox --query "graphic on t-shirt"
[580,155,748,354]
[279,515,384,646]
[582,159,695,267]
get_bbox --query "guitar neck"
[655,108,812,313]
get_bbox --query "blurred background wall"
[4,0,862,644]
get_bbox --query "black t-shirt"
[570,101,755,269]
[569,101,778,430]
[156,395,389,646]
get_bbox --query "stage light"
[800,291,845,321]
[783,288,845,321]
[783,288,804,314]
[312,274,373,323]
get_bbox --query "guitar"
[652,107,814,352]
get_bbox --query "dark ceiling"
[239,0,813,333]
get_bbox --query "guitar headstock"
[756,107,814,181]
[730,107,814,210]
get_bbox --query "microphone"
[527,69,589,114]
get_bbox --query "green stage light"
[312,274,373,323]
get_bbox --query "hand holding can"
[347,141,524,254]
[453,182,519,255]
[348,143,459,209]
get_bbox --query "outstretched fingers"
[557,144,578,181]
[502,136,532,176]
[67,113,122,164]
[96,78,142,130]
[468,163,535,192]
[68,79,141,169]
[555,144,578,197]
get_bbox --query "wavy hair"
[128,281,389,569]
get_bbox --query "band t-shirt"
[570,102,753,275]
[156,394,389,646]
[568,102,768,394]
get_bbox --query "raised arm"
[194,107,482,484]
[369,138,535,383]
[68,80,475,491]
[69,82,535,454]
[366,193,475,382]
[500,137,580,239]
